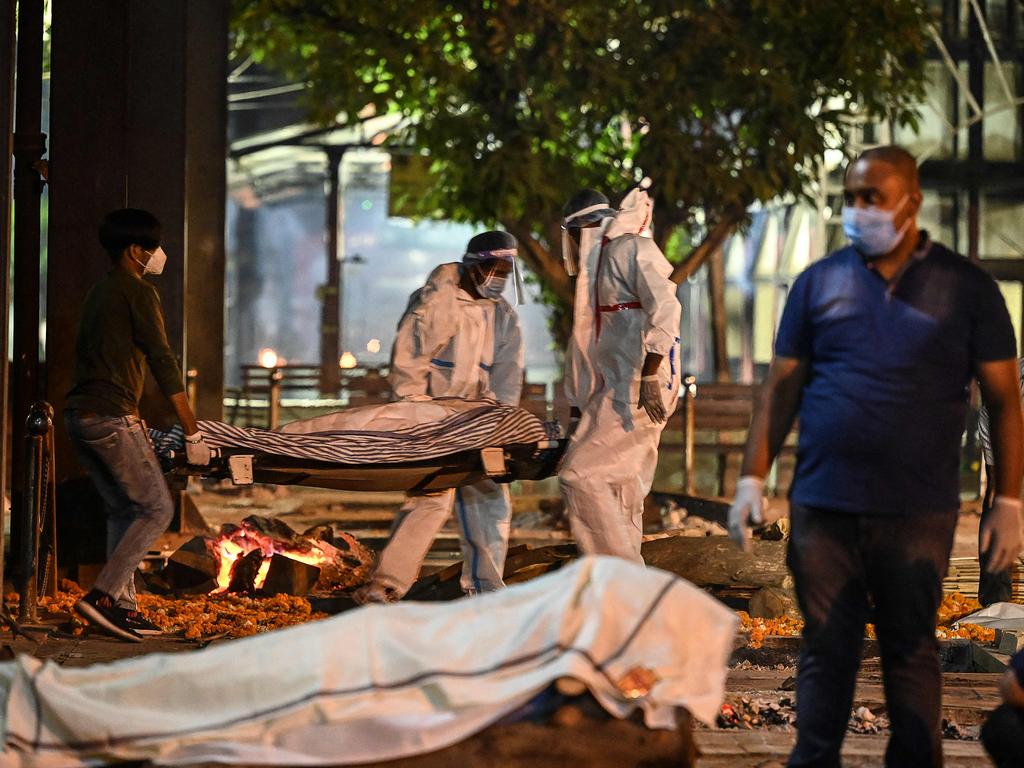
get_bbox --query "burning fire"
[210,527,337,593]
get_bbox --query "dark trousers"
[786,504,958,768]
[982,704,1024,768]
[980,464,1013,605]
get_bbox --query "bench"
[520,381,550,420]
[229,364,392,427]
[673,375,796,497]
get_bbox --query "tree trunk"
[668,205,744,285]
[707,246,731,382]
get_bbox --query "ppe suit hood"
[605,187,654,240]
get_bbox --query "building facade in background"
[225,0,1022,391]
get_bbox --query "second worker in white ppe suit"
[558,187,682,561]
[355,230,525,602]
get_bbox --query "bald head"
[843,144,921,213]
[854,145,920,193]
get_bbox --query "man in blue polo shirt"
[729,146,1024,767]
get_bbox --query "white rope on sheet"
[150,403,549,465]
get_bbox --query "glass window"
[981,194,1024,259]
[983,63,1021,161]
[918,191,959,250]
[894,62,956,159]
[985,0,1011,41]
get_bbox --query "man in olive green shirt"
[65,208,211,641]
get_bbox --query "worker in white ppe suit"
[355,230,525,602]
[558,187,682,561]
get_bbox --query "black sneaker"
[74,590,143,643]
[117,609,163,636]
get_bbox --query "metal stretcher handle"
[167,446,224,462]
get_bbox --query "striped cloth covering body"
[150,402,551,465]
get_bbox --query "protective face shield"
[560,224,607,278]
[463,230,525,304]
[841,195,911,258]
[133,246,167,276]
[561,190,615,276]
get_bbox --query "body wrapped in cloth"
[0,557,737,766]
[150,398,563,492]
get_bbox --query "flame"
[209,526,337,593]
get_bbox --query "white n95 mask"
[138,247,167,276]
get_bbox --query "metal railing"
[18,400,57,623]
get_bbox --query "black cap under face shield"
[561,189,615,276]
[462,230,525,304]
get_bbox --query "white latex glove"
[184,431,212,466]
[981,495,1023,575]
[638,375,667,423]
[729,476,766,553]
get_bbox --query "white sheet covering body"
[0,558,737,766]
[279,397,516,435]
[956,601,1024,629]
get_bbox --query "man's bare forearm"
[169,391,200,436]
[740,357,807,479]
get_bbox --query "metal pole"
[319,148,343,396]
[268,367,282,430]
[683,375,697,496]
[0,0,19,594]
[11,0,46,576]
[18,401,51,623]
[966,0,985,262]
[186,368,199,411]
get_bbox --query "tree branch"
[503,220,574,307]
[669,205,745,285]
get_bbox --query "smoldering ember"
[1,2,1023,767]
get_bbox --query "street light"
[258,347,279,369]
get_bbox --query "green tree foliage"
[234,0,931,341]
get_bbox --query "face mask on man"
[133,246,167,276]
[841,196,911,258]
[471,264,507,300]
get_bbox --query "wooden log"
[261,553,321,597]
[227,549,264,593]
[641,537,791,590]
[163,535,218,593]
[239,514,300,544]
[408,537,789,603]
[302,524,335,543]
[354,697,695,768]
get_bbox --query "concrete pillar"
[47,0,227,481]
[0,0,17,586]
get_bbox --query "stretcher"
[153,398,566,493]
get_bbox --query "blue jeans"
[64,410,174,609]
[786,504,957,768]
